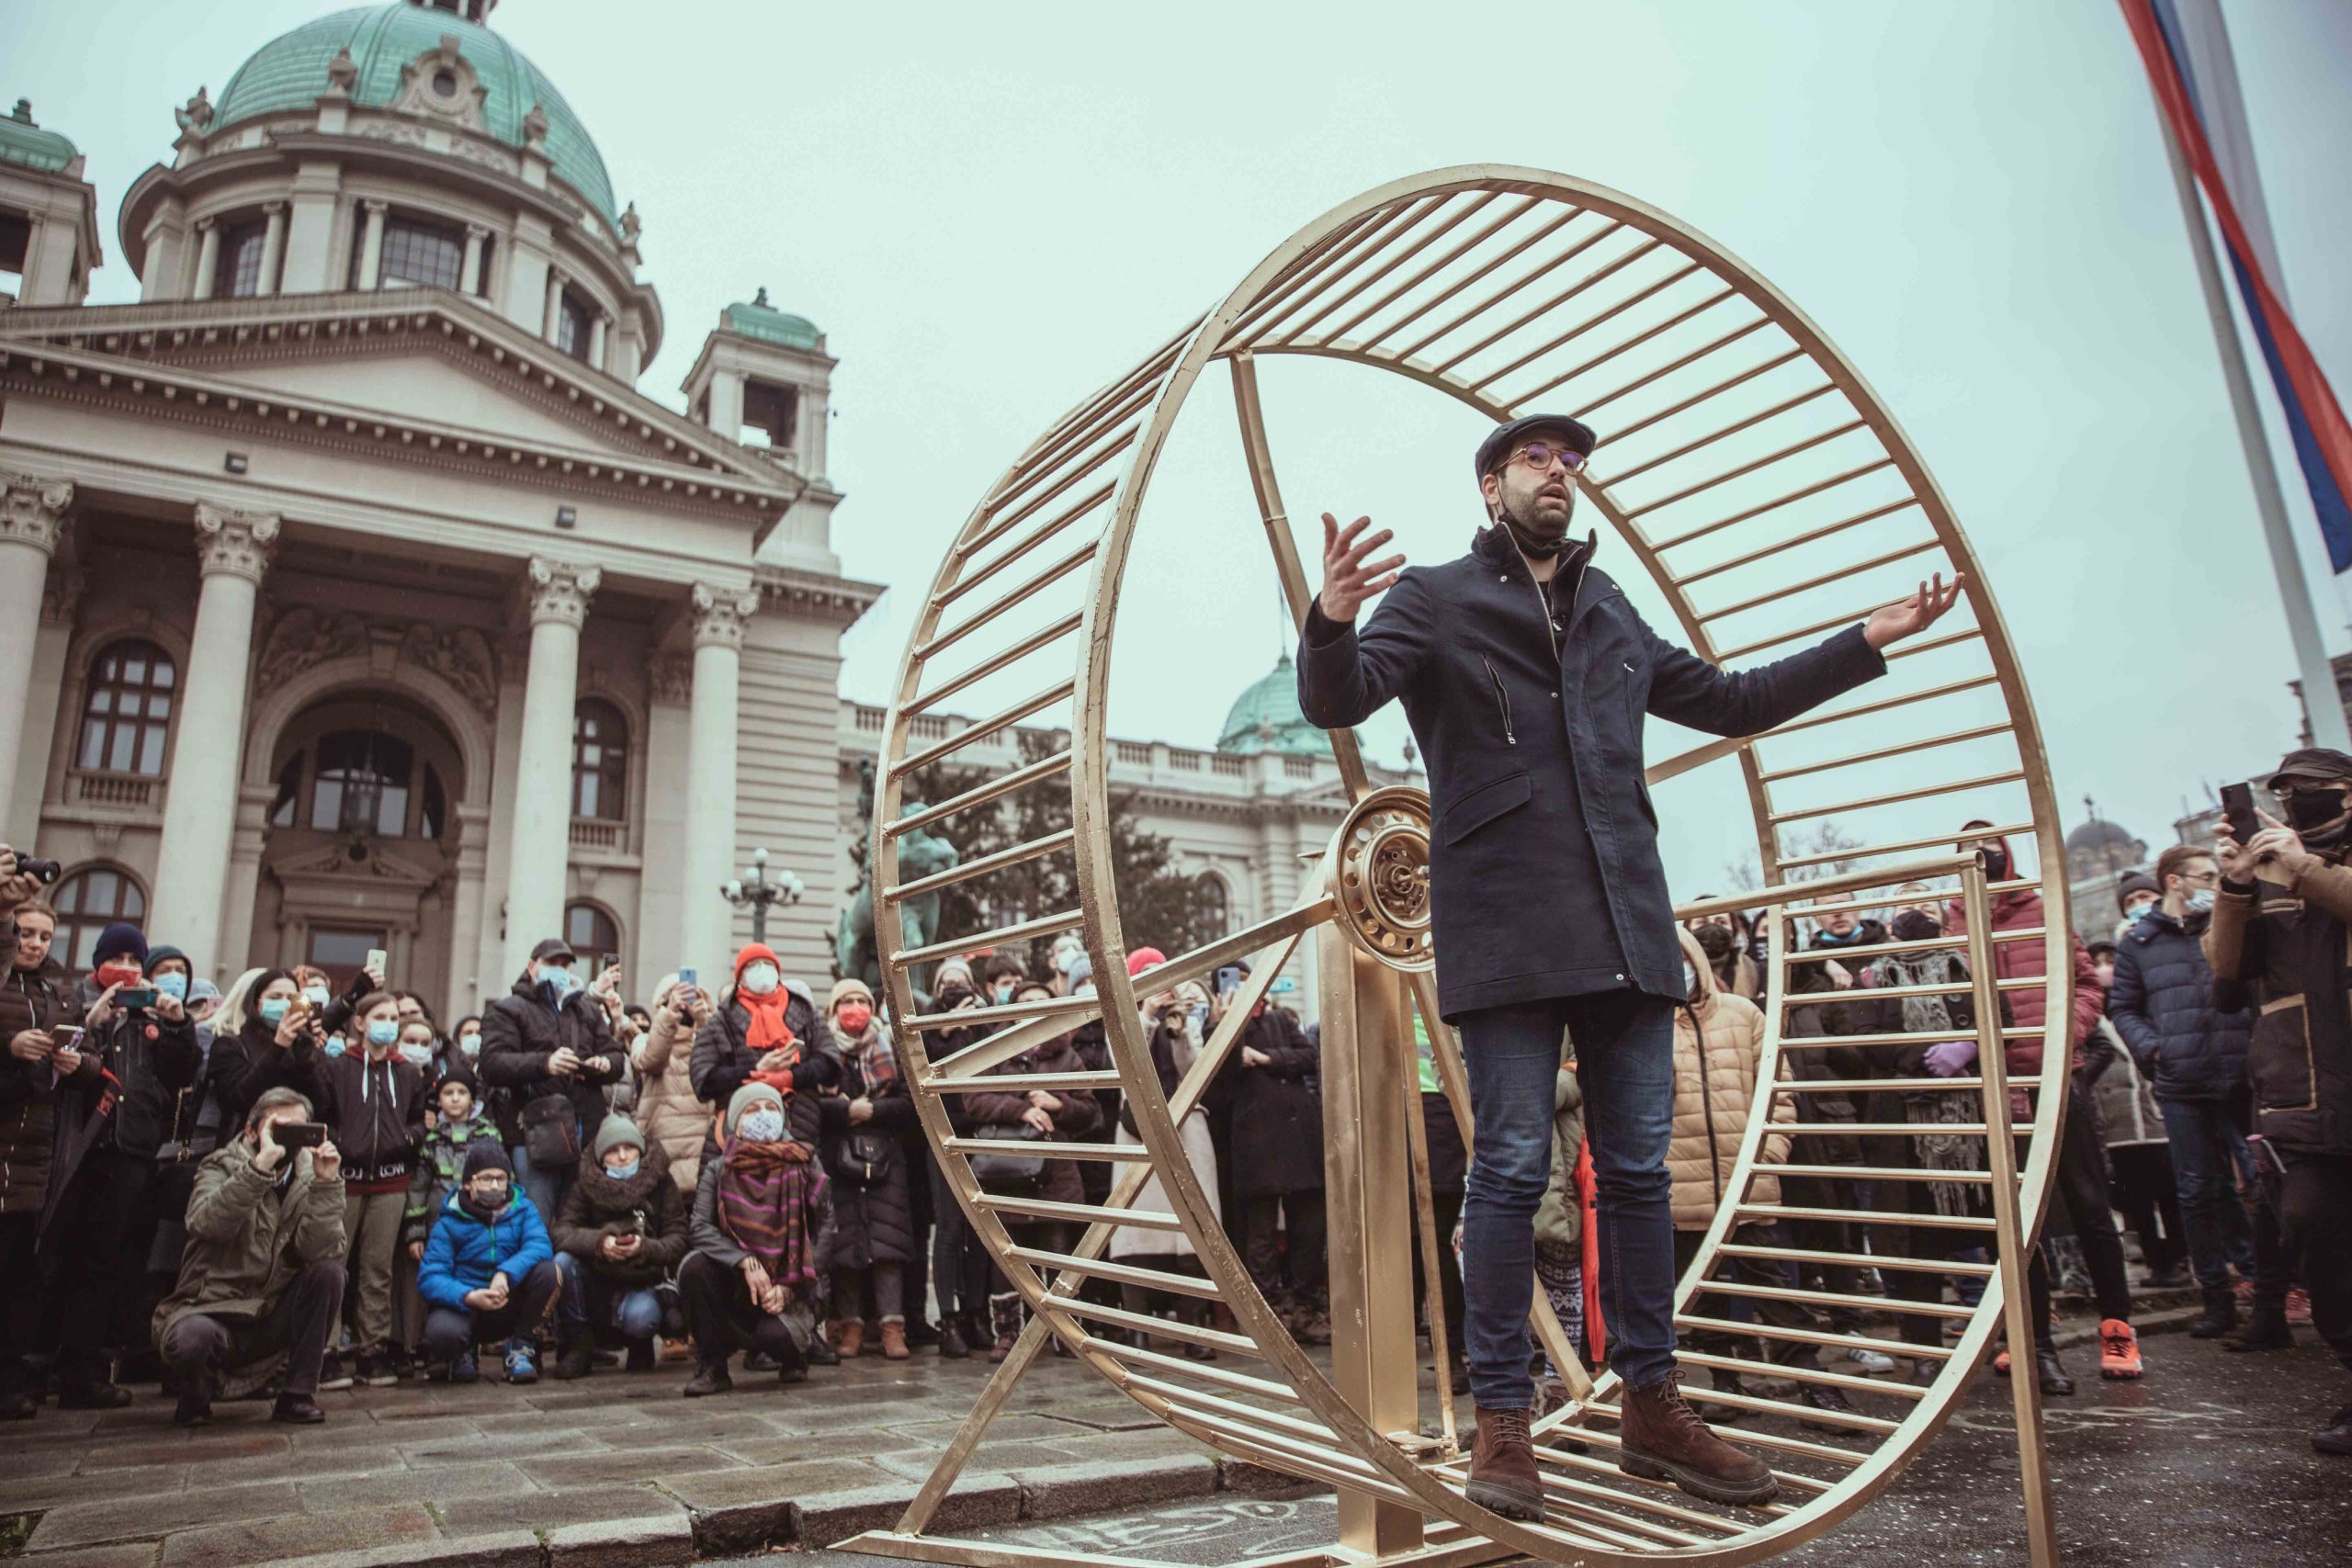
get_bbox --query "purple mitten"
[1923,1039,1977,1077]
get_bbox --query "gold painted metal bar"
[1783,928,2044,964]
[1535,1426,1837,1501]
[1575,315,1773,419]
[1689,1277,1977,1315]
[1088,1337,1304,1402]
[1329,195,1544,345]
[1714,1241,1996,1277]
[938,482,1111,609]
[1271,192,1500,346]
[834,1532,1180,1568]
[942,1136,1154,1163]
[1672,495,1917,586]
[888,829,1075,902]
[1177,1419,1422,1507]
[1432,236,1666,376]
[1229,200,1435,342]
[1644,732,1748,787]
[1006,1247,1226,1300]
[1754,721,2012,784]
[1648,456,1897,552]
[1757,1161,1996,1185]
[1796,974,2041,1005]
[1782,874,2036,919]
[929,1070,1121,1097]
[982,381,1157,513]
[1779,1028,2036,1050]
[1420,1457,1702,1551]
[1675,1348,1928,1401]
[1772,1076,1985,1094]
[960,469,1118,566]
[1125,1376,1340,1449]
[1501,280,1739,406]
[1600,347,1812,452]
[1235,197,1449,345]
[889,679,1075,779]
[1674,1382,1900,1434]
[911,537,1099,664]
[1962,860,2061,1568]
[1674,1313,1947,1363]
[1399,1007,1457,1451]
[1776,819,2030,870]
[1580,1400,1871,1468]
[892,908,1086,972]
[1762,671,2000,739]
[1712,593,1923,661]
[1466,261,1706,393]
[885,747,1070,839]
[1886,624,1986,662]
[1766,768,2028,826]
[1056,1295,1263,1355]
[1673,851,1978,921]
[1762,1129,2002,1145]
[1622,418,1868,518]
[1525,1440,1815,1517]
[963,436,1135,564]
[886,1309,1055,1536]
[905,990,1099,1033]
[906,612,1085,716]
[1367,207,1584,353]
[1699,536,1944,625]
[1394,217,1625,363]
[1605,383,1839,489]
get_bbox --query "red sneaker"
[1993,1348,2011,1375]
[2098,1319,2143,1380]
[2286,1288,2313,1325]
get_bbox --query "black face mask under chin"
[1496,485,1575,559]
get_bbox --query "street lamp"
[722,846,803,945]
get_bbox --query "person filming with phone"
[153,1087,347,1427]
[2207,747,2352,1458]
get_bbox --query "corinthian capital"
[527,557,601,628]
[690,581,760,650]
[0,472,74,555]
[193,502,280,582]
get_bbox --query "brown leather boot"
[1465,1405,1546,1521]
[1617,1371,1777,1506]
[831,1318,864,1359]
[879,1317,910,1360]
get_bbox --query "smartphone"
[678,967,696,988]
[1215,965,1242,999]
[274,1121,330,1151]
[49,1025,85,1057]
[116,985,157,1010]
[2221,782,2260,848]
[366,948,388,976]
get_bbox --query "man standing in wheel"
[1297,413,1958,1513]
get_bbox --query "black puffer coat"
[478,973,626,1148]
[2109,908,2253,1104]
[199,1019,332,1149]
[815,1032,920,1269]
[1220,1007,1323,1198]
[550,1144,691,1286]
[688,986,837,1162]
[1299,524,1884,1015]
[0,960,67,1215]
[964,1038,1103,1205]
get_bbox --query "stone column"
[542,267,567,344]
[589,313,608,372]
[146,504,278,976]
[216,783,275,984]
[459,223,488,296]
[679,583,757,976]
[447,802,492,1017]
[255,203,288,298]
[502,558,598,979]
[8,564,80,847]
[355,198,388,291]
[191,219,220,301]
[0,474,73,834]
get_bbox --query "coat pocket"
[1441,770,1532,846]
[1479,657,1516,745]
[2249,995,2316,1112]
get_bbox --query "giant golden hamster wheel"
[870,166,2068,1564]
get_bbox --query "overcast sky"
[11,0,2352,902]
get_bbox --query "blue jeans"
[2157,1098,2256,1288]
[509,1143,575,1235]
[1457,990,1676,1407]
[552,1251,664,1342]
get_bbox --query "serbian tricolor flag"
[2120,0,2352,571]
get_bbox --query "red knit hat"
[732,942,781,983]
[1125,947,1167,979]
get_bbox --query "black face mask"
[1496,485,1575,560]
[1691,924,1735,964]
[1892,909,1941,943]
[2285,786,2351,842]
[1976,843,2009,880]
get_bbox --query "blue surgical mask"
[367,1019,400,1047]
[323,1037,346,1058]
[605,1156,640,1181]
[541,964,577,998]
[302,985,331,1007]
[155,972,188,1002]
[1187,1004,1210,1035]
[398,1042,434,1068]
[2187,888,2217,915]
[458,1032,481,1058]
[259,997,290,1026]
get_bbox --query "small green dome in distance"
[213,4,618,221]
[1216,649,1335,760]
[724,287,822,351]
[0,100,78,174]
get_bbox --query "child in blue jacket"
[416,1143,560,1383]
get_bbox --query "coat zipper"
[1479,657,1516,745]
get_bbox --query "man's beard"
[1498,484,1574,558]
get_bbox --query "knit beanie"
[732,942,781,984]
[2116,871,2160,914]
[726,1081,784,1137]
[1066,953,1093,987]
[461,1141,513,1180]
[93,922,148,970]
[830,976,875,1013]
[1126,947,1167,979]
[592,1113,645,1161]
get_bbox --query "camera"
[10,853,61,886]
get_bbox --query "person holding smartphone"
[154,1088,345,1427]
[2207,747,2352,1458]
[0,895,68,1419]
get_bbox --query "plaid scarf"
[836,1020,899,1094]
[716,1134,825,1286]
[1874,950,1989,1218]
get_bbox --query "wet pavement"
[769,1336,2349,1567]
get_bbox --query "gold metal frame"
[844,167,2066,1567]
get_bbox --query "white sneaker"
[1842,1338,1896,1373]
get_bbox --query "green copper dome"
[0,100,77,174]
[724,288,821,351]
[213,5,618,222]
[1216,650,1335,760]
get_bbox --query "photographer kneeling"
[154,1088,348,1427]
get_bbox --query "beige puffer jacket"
[629,974,714,1192]
[1668,928,1793,1230]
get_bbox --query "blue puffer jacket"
[415,1189,554,1311]
[2109,908,2253,1103]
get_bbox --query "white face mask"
[458,1032,481,1058]
[740,962,781,997]
[738,1107,786,1143]
[1683,963,1700,997]
[397,1042,434,1069]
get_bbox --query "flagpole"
[2143,64,2352,751]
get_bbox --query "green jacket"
[1533,1067,1586,1254]
[403,1114,503,1248]
[153,1138,346,1394]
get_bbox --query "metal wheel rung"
[1767,671,2000,741]
[1671,494,1915,586]
[912,537,1100,664]
[1713,1242,1996,1278]
[888,829,1075,902]
[1699,535,1943,626]
[1621,416,1868,519]
[1777,818,2031,870]
[1758,1162,1996,1184]
[1673,1349,1929,1402]
[1885,625,1985,662]
[1582,1402,1869,1469]
[935,1071,1122,1096]
[1182,1421,1422,1511]
[1006,1247,1224,1301]
[1669,1381,1900,1434]
[1784,926,2043,964]
[906,612,1086,716]
[971,1190,1182,1231]
[892,907,1083,970]
[1271,191,1507,347]
[1422,1455,1707,1550]
[1647,455,1895,552]
[885,747,1069,838]
[1525,1437,1815,1510]
[944,1137,1153,1163]
[1088,1337,1303,1402]
[1124,1374,1335,1449]
[936,477,1117,611]
[1432,234,1665,375]
[1772,1077,1983,1094]
[1784,872,2038,919]
[1770,1124,2018,1139]
[1676,1312,1948,1363]
[1597,344,1807,450]
[1044,1295,1262,1356]
[904,991,1098,1032]
[1753,720,2014,784]
[1741,1201,1998,1227]
[1577,314,1774,423]
[1768,769,2027,826]
[1690,1277,1976,1318]
[1781,1027,2035,1048]
[1604,382,1838,490]
[1800,974,2042,1004]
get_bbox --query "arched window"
[571,700,628,821]
[76,639,176,776]
[310,729,414,838]
[565,902,622,978]
[52,865,146,973]
[220,218,269,298]
[1194,873,1229,939]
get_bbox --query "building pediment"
[270,837,444,892]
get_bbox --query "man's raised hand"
[1863,571,1963,650]
[1318,513,1406,624]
